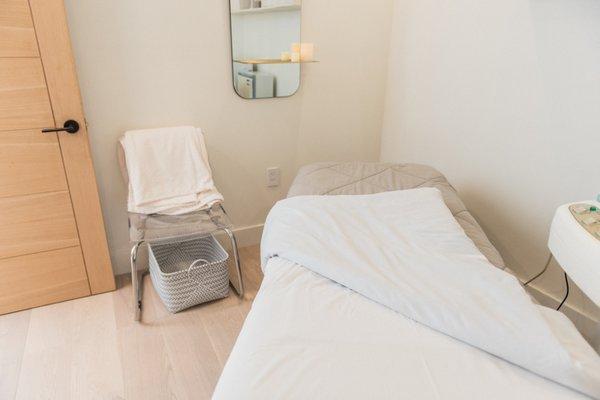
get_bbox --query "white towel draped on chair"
[120,126,223,215]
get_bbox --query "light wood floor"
[0,245,263,400]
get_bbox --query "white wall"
[381,0,600,322]
[64,0,394,274]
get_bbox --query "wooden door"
[0,0,114,314]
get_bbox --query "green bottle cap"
[591,206,598,212]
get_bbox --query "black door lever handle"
[42,119,80,134]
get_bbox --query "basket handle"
[187,258,209,285]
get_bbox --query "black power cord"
[522,254,553,286]
[521,254,570,311]
[556,273,570,311]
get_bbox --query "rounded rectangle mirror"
[229,0,306,99]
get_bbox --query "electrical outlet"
[266,167,281,187]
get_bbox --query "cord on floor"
[522,254,553,286]
[556,272,570,311]
[520,254,570,311]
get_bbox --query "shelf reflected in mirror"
[233,59,318,65]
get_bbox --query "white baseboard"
[229,223,264,247]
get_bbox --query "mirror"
[229,0,308,99]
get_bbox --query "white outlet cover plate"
[266,167,281,187]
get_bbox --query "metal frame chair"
[128,204,244,321]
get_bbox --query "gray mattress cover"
[287,162,506,270]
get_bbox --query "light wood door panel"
[0,191,79,259]
[0,0,114,314]
[0,129,68,198]
[0,58,54,131]
[0,246,90,314]
[0,0,38,57]
[30,0,115,294]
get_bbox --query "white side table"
[546,201,600,308]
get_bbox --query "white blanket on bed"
[261,188,600,399]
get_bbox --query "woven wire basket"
[148,234,230,313]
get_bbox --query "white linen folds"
[121,126,223,215]
[214,188,600,399]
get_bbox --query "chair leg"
[130,241,144,321]
[222,228,244,297]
